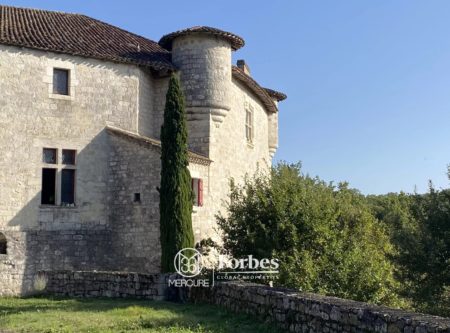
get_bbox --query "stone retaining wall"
[42,271,168,300]
[189,282,450,333]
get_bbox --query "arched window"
[0,233,7,255]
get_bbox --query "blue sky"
[4,0,450,194]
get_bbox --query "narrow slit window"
[41,168,56,205]
[134,193,141,203]
[61,169,75,205]
[245,108,253,143]
[0,233,7,255]
[53,68,70,95]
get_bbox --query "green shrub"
[217,163,402,306]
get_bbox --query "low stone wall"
[189,282,450,333]
[41,271,168,300]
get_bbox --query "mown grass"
[0,296,282,333]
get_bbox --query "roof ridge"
[0,5,165,50]
[105,126,212,165]
[0,4,82,16]
[76,13,169,53]
[0,5,174,70]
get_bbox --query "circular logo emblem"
[174,248,203,278]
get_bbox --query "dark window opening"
[0,233,6,255]
[134,193,141,203]
[53,68,69,95]
[41,168,56,205]
[61,169,75,205]
[62,149,76,165]
[43,148,57,164]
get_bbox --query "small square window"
[43,148,57,164]
[53,68,69,95]
[62,149,76,165]
[133,193,141,203]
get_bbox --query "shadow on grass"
[0,296,283,333]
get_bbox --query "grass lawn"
[0,297,283,333]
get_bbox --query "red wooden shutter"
[198,179,203,207]
[191,178,196,206]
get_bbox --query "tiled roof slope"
[264,88,287,102]
[232,66,280,113]
[106,126,212,166]
[159,26,245,51]
[0,5,174,70]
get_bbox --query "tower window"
[133,193,141,203]
[245,107,253,143]
[0,233,7,255]
[53,68,70,95]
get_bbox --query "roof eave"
[232,66,283,113]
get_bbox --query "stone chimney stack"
[237,59,251,76]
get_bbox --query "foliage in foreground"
[0,297,283,333]
[217,163,402,307]
[160,74,194,273]
[367,182,450,317]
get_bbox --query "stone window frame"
[245,102,254,147]
[40,147,77,208]
[190,170,204,213]
[44,59,78,101]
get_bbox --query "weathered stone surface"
[42,270,168,300]
[0,27,277,296]
[189,282,450,333]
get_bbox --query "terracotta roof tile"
[264,88,287,101]
[106,126,212,166]
[0,5,174,70]
[159,26,245,51]
[232,66,283,113]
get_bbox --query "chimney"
[237,59,251,76]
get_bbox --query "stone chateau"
[0,5,286,295]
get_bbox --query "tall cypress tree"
[159,74,194,273]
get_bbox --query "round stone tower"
[159,26,244,125]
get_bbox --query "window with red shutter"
[192,178,204,207]
[198,179,203,207]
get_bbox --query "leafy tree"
[367,175,450,316]
[217,163,401,306]
[159,74,194,272]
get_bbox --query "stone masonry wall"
[190,282,450,333]
[42,270,168,300]
[0,45,165,295]
[107,131,162,273]
[170,34,274,243]
[203,78,272,242]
